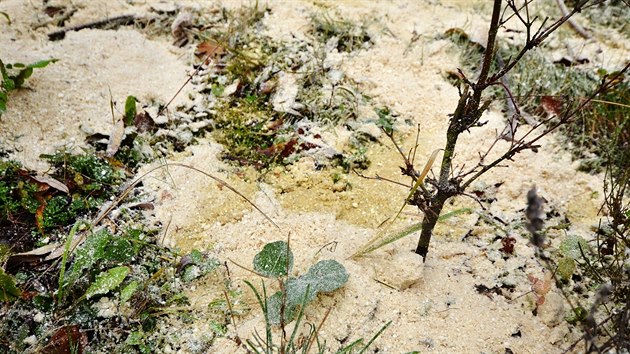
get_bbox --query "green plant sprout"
[0,58,57,117]
[245,240,388,353]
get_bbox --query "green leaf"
[125,331,144,345]
[124,95,137,126]
[180,250,220,282]
[565,306,587,325]
[103,237,136,262]
[13,67,33,88]
[27,59,58,69]
[303,259,348,293]
[559,235,589,260]
[267,260,349,325]
[0,268,21,302]
[120,281,139,303]
[266,291,298,325]
[284,260,348,306]
[0,91,7,115]
[253,241,294,278]
[58,221,85,303]
[66,229,111,287]
[557,257,576,280]
[85,266,129,299]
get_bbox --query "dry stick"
[48,14,139,40]
[488,0,592,86]
[556,0,592,39]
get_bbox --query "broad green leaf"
[120,280,139,303]
[303,259,348,293]
[0,268,21,302]
[559,235,589,260]
[268,260,348,325]
[85,266,129,299]
[284,260,348,306]
[66,229,111,287]
[124,95,137,126]
[253,241,293,278]
[266,291,298,326]
[103,237,135,262]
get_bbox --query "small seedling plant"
[247,240,348,325]
[0,58,57,116]
[245,240,391,353]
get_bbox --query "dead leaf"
[553,56,589,67]
[195,40,224,62]
[12,244,59,257]
[134,111,155,133]
[41,325,88,354]
[44,6,65,17]
[30,175,69,194]
[500,237,516,254]
[106,118,124,157]
[540,96,563,116]
[528,272,552,305]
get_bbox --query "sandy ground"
[1,0,628,353]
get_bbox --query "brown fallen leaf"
[196,40,224,62]
[134,110,155,133]
[41,325,88,354]
[540,96,563,116]
[528,272,552,306]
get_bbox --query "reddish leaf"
[257,139,298,158]
[195,40,224,62]
[35,201,46,234]
[540,96,563,116]
[500,236,516,254]
[42,325,88,354]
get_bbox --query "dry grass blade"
[391,148,441,224]
[351,208,472,258]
